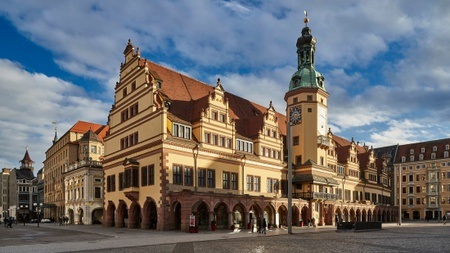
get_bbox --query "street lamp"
[19,205,28,226]
[193,144,199,190]
[33,203,43,228]
[241,155,246,195]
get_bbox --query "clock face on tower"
[290,106,301,125]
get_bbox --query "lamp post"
[34,203,43,228]
[241,155,246,195]
[193,144,199,191]
[19,205,28,226]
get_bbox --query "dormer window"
[421,148,425,153]
[446,144,449,150]
[410,155,414,162]
[431,153,436,159]
[173,123,191,140]
[419,154,424,161]
[433,146,437,152]
[445,151,449,158]
[410,149,414,154]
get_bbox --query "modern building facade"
[102,18,395,232]
[43,121,108,223]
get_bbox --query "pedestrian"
[257,218,261,233]
[59,216,63,226]
[3,217,6,227]
[443,215,447,225]
[262,218,267,234]
[307,218,311,227]
[312,217,316,227]
[7,217,12,228]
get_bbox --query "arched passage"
[232,204,245,229]
[214,202,228,229]
[292,205,300,226]
[116,201,128,228]
[143,198,157,229]
[356,209,361,222]
[192,201,210,231]
[335,207,342,223]
[68,209,75,225]
[278,205,287,227]
[91,208,103,224]
[172,201,181,230]
[263,204,276,228]
[128,202,141,228]
[343,208,349,222]
[302,205,310,225]
[362,209,367,222]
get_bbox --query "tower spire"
[52,121,58,144]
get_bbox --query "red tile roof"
[144,60,287,137]
[70,121,109,142]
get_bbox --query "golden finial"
[303,10,309,26]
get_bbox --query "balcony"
[317,135,331,148]
[293,192,338,201]
[66,160,102,173]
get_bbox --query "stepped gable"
[144,60,287,138]
[333,135,368,164]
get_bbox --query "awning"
[292,174,339,186]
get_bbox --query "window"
[131,81,136,91]
[173,123,191,140]
[431,153,436,159]
[121,109,129,122]
[212,110,218,120]
[123,88,128,97]
[119,172,124,191]
[409,186,414,194]
[236,139,253,153]
[410,149,414,154]
[307,108,312,113]
[204,132,211,143]
[91,145,97,154]
[173,165,183,185]
[433,146,437,152]
[293,136,299,146]
[231,172,238,190]
[246,175,253,191]
[293,97,298,103]
[410,155,414,162]
[130,103,138,117]
[219,114,226,123]
[445,151,449,158]
[198,169,206,187]
[207,169,215,188]
[307,95,313,101]
[184,167,193,186]
[401,156,406,162]
[254,176,261,192]
[107,175,116,192]
[94,187,101,198]
[446,144,450,150]
[141,165,155,186]
[421,148,425,153]
[141,166,148,186]
[409,174,414,182]
[419,154,423,161]
[223,171,230,189]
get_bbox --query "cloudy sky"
[1,0,450,171]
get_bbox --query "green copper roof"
[289,24,326,92]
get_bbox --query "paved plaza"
[0,221,448,253]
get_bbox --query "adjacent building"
[43,121,108,223]
[0,168,11,218]
[102,18,394,232]
[389,139,450,220]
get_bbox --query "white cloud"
[0,59,110,169]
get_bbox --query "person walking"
[262,218,267,234]
[443,215,447,225]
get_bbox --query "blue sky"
[1,0,450,170]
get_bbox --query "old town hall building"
[102,19,395,232]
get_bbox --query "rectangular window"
[293,136,299,146]
[223,171,230,189]
[184,167,193,186]
[247,175,253,191]
[231,172,238,190]
[267,178,273,193]
[204,132,211,144]
[173,123,191,140]
[207,169,215,188]
[119,172,124,191]
[94,187,101,199]
[148,165,155,185]
[141,166,148,186]
[173,165,183,185]
[198,169,206,187]
[254,176,261,192]
[220,114,226,123]
[124,169,131,188]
